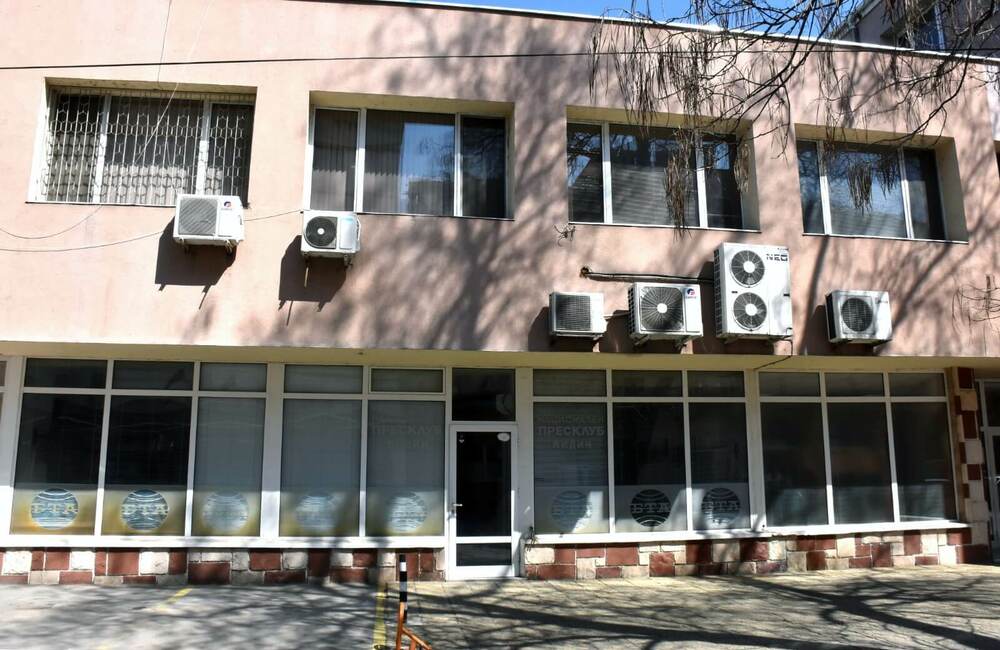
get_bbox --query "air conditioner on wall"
[549,292,606,339]
[714,242,793,340]
[300,211,361,262]
[826,290,892,344]
[628,282,704,346]
[172,194,245,247]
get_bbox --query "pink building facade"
[0,0,997,585]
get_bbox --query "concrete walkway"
[0,566,998,649]
[401,565,1000,649]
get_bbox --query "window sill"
[358,211,512,222]
[569,221,760,234]
[802,231,967,245]
[532,520,967,545]
[26,200,253,210]
[0,535,447,549]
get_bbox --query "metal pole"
[398,553,408,624]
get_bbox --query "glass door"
[447,424,516,580]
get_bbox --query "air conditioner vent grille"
[554,294,595,332]
[730,250,765,287]
[305,216,338,248]
[733,292,768,330]
[841,296,875,333]
[639,286,685,332]
[177,197,218,236]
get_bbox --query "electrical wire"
[0,208,301,253]
[1,44,998,72]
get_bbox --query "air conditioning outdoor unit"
[714,242,793,340]
[172,194,244,248]
[826,290,892,344]
[301,211,361,262]
[628,282,703,346]
[549,292,606,339]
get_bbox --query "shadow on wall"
[209,8,1000,357]
[277,236,349,311]
[154,223,235,292]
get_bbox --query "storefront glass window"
[102,396,191,535]
[892,402,957,521]
[761,402,829,526]
[280,399,362,536]
[689,402,751,529]
[370,368,443,393]
[828,402,894,523]
[452,368,516,421]
[192,397,266,536]
[365,400,445,536]
[613,403,687,532]
[533,402,610,534]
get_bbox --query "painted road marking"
[146,587,193,614]
[372,585,388,649]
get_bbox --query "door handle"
[452,503,463,508]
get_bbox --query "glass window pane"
[826,144,907,238]
[101,96,204,206]
[984,382,1000,428]
[703,136,743,229]
[204,103,254,203]
[904,149,945,240]
[11,394,104,534]
[797,141,824,233]
[828,403,894,524]
[363,110,454,216]
[310,109,357,211]
[689,403,750,530]
[533,403,609,534]
[892,403,956,521]
[461,116,506,218]
[456,543,510,566]
[102,396,191,535]
[613,404,686,532]
[41,92,103,202]
[192,397,265,536]
[280,399,362,536]
[25,358,107,389]
[761,403,829,526]
[567,123,604,223]
[452,368,516,421]
[759,372,820,397]
[688,371,744,397]
[609,124,698,226]
[365,401,445,536]
[370,368,443,393]
[112,361,194,390]
[0,360,6,385]
[533,369,606,397]
[889,372,946,397]
[284,365,362,394]
[611,370,682,397]
[825,373,885,396]
[199,363,267,392]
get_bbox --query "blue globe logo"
[630,489,671,527]
[295,493,339,532]
[551,490,592,532]
[202,492,250,533]
[387,491,428,532]
[701,488,741,526]
[121,489,169,532]
[30,488,79,530]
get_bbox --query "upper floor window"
[890,5,946,50]
[34,87,254,206]
[567,122,746,229]
[797,140,946,240]
[308,108,508,219]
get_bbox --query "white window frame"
[30,87,255,206]
[304,107,511,220]
[566,120,749,231]
[802,140,949,241]
[758,370,958,534]
[0,359,449,549]
[530,369,755,544]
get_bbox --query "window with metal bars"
[35,87,254,206]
